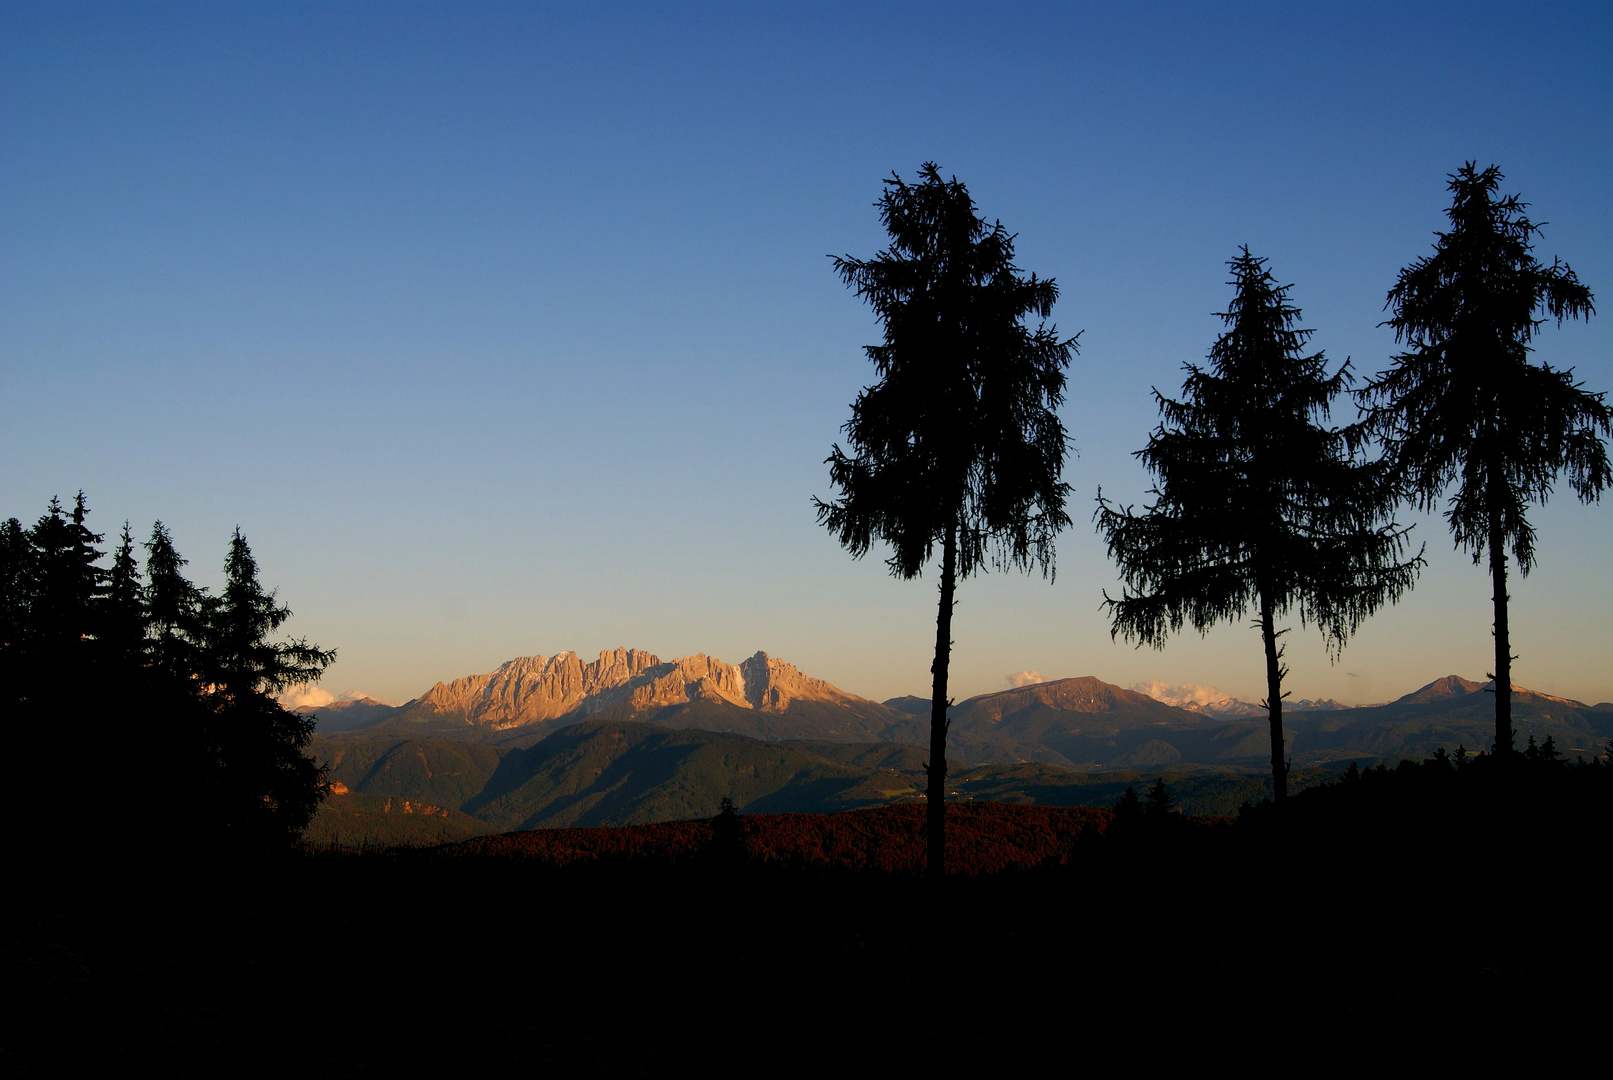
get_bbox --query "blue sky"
[4,1,1610,707]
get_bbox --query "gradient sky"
[4,2,1610,709]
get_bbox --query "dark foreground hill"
[14,759,1609,1072]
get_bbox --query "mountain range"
[308,648,932,747]
[298,648,1612,843]
[302,647,1613,768]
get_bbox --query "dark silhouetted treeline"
[1238,734,1613,860]
[1,493,332,857]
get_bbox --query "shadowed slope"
[947,676,1257,768]
[459,721,909,829]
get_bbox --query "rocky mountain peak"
[413,647,868,730]
[958,676,1194,724]
[1397,675,1487,704]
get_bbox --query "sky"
[4,1,1610,709]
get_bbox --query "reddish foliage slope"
[437,802,1111,875]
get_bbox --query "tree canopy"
[817,162,1075,584]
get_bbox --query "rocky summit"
[410,647,871,730]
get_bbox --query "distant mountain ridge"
[1129,680,1352,718]
[299,648,1613,771]
[303,694,404,733]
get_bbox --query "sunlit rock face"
[413,647,869,730]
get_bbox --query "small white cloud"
[279,683,335,710]
[1130,681,1236,708]
[1008,670,1046,689]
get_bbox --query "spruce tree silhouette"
[144,521,208,680]
[1110,785,1145,839]
[1144,778,1175,819]
[25,494,104,668]
[102,523,146,666]
[816,163,1076,880]
[199,528,335,848]
[1360,164,1610,757]
[709,795,744,867]
[6,497,107,837]
[1097,250,1421,801]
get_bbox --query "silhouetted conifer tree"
[26,494,104,665]
[102,523,146,666]
[1145,778,1175,818]
[1522,734,1563,765]
[1097,250,1422,802]
[817,163,1076,880]
[7,495,112,840]
[197,528,334,847]
[144,521,207,679]
[1111,786,1145,837]
[1360,164,1610,757]
[710,796,744,866]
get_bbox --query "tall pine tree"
[817,163,1075,878]
[1097,250,1421,801]
[102,522,146,666]
[198,528,335,847]
[1360,164,1609,755]
[144,521,207,681]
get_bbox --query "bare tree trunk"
[926,524,957,882]
[1489,508,1514,755]
[1259,590,1287,803]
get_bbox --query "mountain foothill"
[302,646,1613,845]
